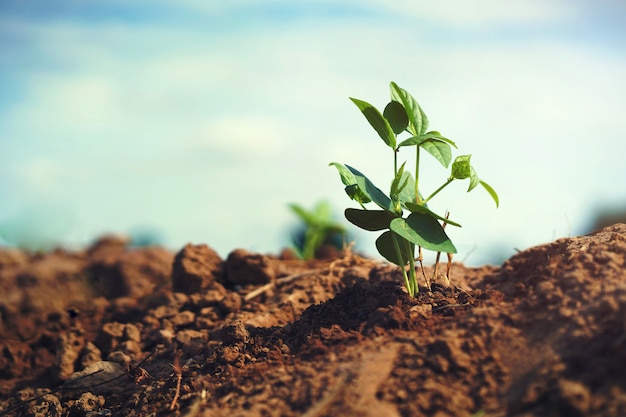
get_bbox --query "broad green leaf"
[344,208,395,231]
[424,131,457,148]
[398,132,456,149]
[397,136,452,168]
[390,82,429,136]
[376,231,413,266]
[390,213,457,253]
[383,100,408,135]
[420,139,453,168]
[451,155,472,179]
[350,97,396,148]
[479,180,499,207]
[346,165,393,211]
[403,202,462,227]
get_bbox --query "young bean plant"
[330,82,499,297]
[288,201,347,260]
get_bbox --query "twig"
[419,246,430,288]
[244,271,320,301]
[169,350,183,411]
[433,211,451,285]
[244,246,357,302]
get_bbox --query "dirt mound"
[1,224,625,416]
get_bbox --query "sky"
[1,0,625,265]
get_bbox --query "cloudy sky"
[1,0,625,265]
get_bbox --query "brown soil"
[1,224,626,416]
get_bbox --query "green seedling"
[289,201,347,260]
[330,82,498,296]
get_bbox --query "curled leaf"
[480,180,499,207]
[451,155,472,179]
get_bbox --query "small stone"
[555,379,590,416]
[64,361,126,395]
[68,392,104,415]
[107,351,131,366]
[172,244,224,293]
[218,292,242,314]
[225,249,275,286]
[170,311,196,327]
[80,342,103,369]
[123,323,141,342]
[55,330,85,381]
[176,329,207,345]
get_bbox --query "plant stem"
[391,234,412,295]
[423,178,454,205]
[417,246,429,288]
[393,148,398,177]
[414,146,421,204]
[407,249,418,295]
[432,212,451,285]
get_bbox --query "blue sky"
[1,0,625,264]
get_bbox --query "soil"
[1,224,626,417]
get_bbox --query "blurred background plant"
[288,201,348,259]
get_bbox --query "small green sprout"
[330,82,498,296]
[288,201,347,260]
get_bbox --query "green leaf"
[329,163,371,204]
[390,213,457,253]
[468,166,480,191]
[346,165,393,211]
[397,171,418,205]
[344,208,395,231]
[420,139,453,168]
[397,135,453,168]
[403,202,462,227]
[397,135,423,148]
[329,162,356,186]
[290,202,345,231]
[390,162,408,199]
[289,203,314,225]
[479,180,500,207]
[424,131,457,148]
[376,231,413,266]
[390,82,429,136]
[344,184,371,205]
[383,100,408,135]
[398,132,456,148]
[350,97,396,148]
[451,155,472,179]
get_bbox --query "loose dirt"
[1,224,625,416]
